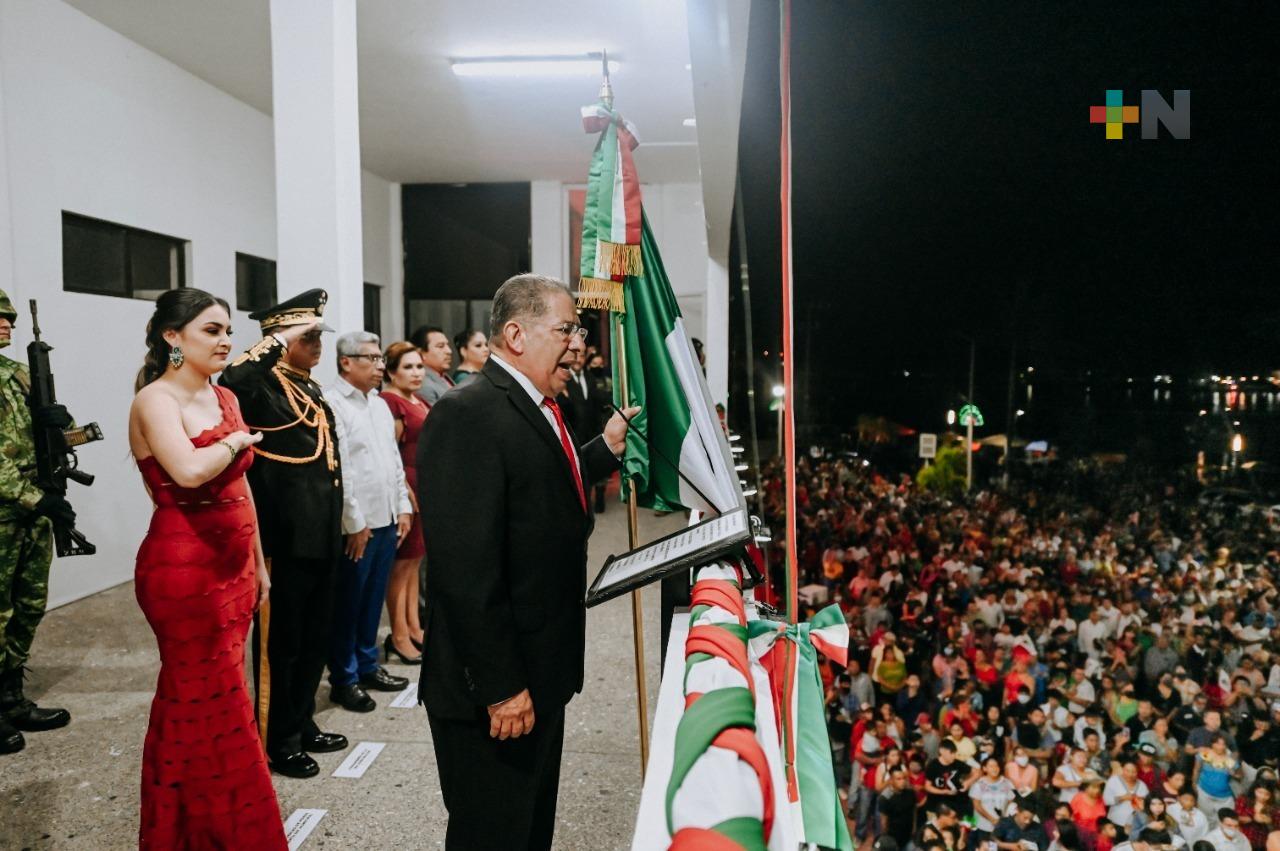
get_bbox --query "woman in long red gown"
[128,289,287,849]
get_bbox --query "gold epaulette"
[229,335,281,367]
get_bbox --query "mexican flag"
[578,101,743,515]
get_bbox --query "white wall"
[0,0,398,607]
[528,179,714,373]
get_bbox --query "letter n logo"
[1140,90,1190,139]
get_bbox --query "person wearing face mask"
[1005,746,1039,799]
[416,275,634,848]
[0,290,74,755]
[1200,809,1251,851]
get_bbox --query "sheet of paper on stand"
[585,508,750,606]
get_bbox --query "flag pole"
[598,51,650,777]
[615,310,651,777]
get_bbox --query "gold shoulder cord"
[246,366,337,472]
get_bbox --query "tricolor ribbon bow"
[753,605,852,851]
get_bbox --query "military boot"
[0,713,23,754]
[0,668,70,732]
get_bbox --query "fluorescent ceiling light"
[451,55,619,78]
[682,118,697,128]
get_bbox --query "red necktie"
[543,397,587,512]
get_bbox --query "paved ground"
[0,505,683,849]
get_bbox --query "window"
[364,283,382,337]
[235,253,278,314]
[62,212,186,300]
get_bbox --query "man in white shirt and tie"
[325,331,413,713]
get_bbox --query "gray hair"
[489,274,571,344]
[336,330,381,372]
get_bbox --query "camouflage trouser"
[0,516,52,675]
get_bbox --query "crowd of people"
[757,453,1280,851]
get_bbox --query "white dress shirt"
[488,352,583,481]
[325,376,411,534]
[1167,802,1208,845]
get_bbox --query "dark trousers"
[253,554,337,757]
[427,704,566,850]
[329,524,397,686]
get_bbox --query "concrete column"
[703,257,729,405]
[387,183,404,342]
[269,0,364,338]
[529,180,566,283]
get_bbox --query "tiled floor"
[0,506,682,849]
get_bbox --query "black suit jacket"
[559,370,601,442]
[416,358,620,719]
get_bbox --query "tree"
[918,445,966,496]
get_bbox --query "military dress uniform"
[0,291,71,754]
[219,289,347,777]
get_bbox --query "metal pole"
[614,311,650,777]
[777,402,784,460]
[966,417,974,493]
[733,174,764,515]
[966,337,975,493]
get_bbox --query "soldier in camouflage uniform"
[0,290,74,754]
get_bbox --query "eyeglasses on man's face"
[549,322,589,340]
[346,353,386,364]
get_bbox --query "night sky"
[732,1,1280,434]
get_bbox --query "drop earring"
[169,346,184,369]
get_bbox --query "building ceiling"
[62,0,700,183]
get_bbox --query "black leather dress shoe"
[302,731,348,753]
[269,751,319,779]
[330,683,376,712]
[8,703,70,732]
[359,667,409,692]
[0,715,24,754]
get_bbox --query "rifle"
[27,299,102,557]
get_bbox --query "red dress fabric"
[381,390,428,560]
[134,385,286,850]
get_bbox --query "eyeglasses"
[346,353,386,364]
[550,322,589,340]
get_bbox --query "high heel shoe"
[384,634,422,665]
[409,634,424,652]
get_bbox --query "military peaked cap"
[249,288,334,332]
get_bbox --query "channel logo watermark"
[1089,90,1190,140]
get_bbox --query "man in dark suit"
[220,289,349,779]
[417,274,636,849]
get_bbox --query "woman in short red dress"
[380,341,429,663]
[128,289,286,849]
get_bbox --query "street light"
[1232,433,1244,472]
[771,384,786,459]
[946,409,956,426]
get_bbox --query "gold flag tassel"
[577,276,627,314]
[597,240,643,277]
